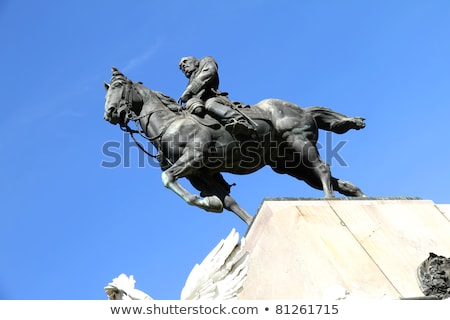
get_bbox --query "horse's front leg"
[161,158,223,213]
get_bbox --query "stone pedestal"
[239,198,450,299]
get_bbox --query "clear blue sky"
[1,0,450,299]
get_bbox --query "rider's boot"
[205,101,255,136]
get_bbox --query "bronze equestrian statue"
[103,63,366,225]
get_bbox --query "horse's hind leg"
[311,160,334,198]
[332,178,366,197]
[284,136,335,198]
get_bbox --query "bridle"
[109,79,161,159]
[111,79,176,161]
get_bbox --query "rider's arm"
[180,57,218,102]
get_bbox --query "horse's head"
[104,67,141,126]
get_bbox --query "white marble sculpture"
[105,228,248,300]
[104,274,153,300]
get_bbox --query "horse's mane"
[152,90,179,108]
[141,87,181,113]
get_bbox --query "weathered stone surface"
[239,198,450,299]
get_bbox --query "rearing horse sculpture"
[104,67,366,225]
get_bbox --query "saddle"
[188,112,222,130]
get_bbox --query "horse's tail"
[305,106,366,134]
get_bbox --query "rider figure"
[178,56,255,136]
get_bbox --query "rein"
[120,123,159,159]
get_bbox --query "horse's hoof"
[203,196,223,213]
